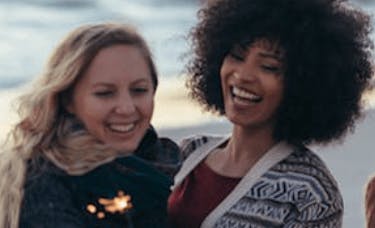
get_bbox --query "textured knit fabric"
[168,161,241,228]
[170,135,343,228]
[366,175,375,228]
[20,128,181,228]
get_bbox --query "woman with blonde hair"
[0,23,180,227]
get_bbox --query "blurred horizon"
[0,0,200,89]
[0,0,374,89]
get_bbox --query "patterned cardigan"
[172,135,343,228]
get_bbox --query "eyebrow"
[92,82,114,87]
[258,52,283,61]
[92,78,151,87]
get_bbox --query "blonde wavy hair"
[0,23,158,228]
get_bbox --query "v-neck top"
[168,161,241,228]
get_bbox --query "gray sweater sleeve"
[20,172,84,228]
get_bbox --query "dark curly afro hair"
[186,0,374,145]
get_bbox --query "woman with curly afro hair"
[168,0,374,227]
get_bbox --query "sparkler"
[86,190,134,227]
[98,190,132,214]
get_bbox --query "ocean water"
[0,0,374,110]
[0,0,199,88]
[0,0,374,90]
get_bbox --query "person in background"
[366,175,375,228]
[168,0,373,227]
[0,23,180,228]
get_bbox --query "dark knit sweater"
[20,128,181,228]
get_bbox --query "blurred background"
[0,0,210,131]
[0,0,374,227]
[0,0,199,88]
[1,0,374,127]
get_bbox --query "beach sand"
[1,81,374,227]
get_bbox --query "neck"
[205,123,279,177]
[224,124,277,164]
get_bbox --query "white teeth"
[232,86,261,101]
[109,123,135,132]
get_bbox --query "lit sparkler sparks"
[86,190,133,219]
[98,191,132,214]
[86,204,97,214]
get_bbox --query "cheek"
[78,110,105,131]
[220,74,228,96]
[220,63,228,83]
[142,98,154,119]
[274,81,284,101]
[74,98,108,126]
[269,86,284,111]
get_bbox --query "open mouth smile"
[108,123,136,133]
[231,86,262,103]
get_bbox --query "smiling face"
[67,44,155,153]
[220,39,284,134]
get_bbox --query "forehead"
[82,44,152,85]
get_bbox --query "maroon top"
[168,161,241,228]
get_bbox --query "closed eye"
[131,87,149,94]
[94,90,114,97]
[261,65,281,73]
[227,45,247,61]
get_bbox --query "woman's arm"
[20,173,84,228]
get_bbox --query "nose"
[232,57,258,83]
[114,93,136,115]
[233,65,257,83]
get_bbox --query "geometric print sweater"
[172,135,343,228]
